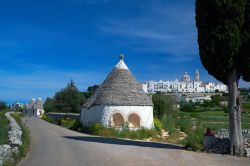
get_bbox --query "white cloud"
[97,1,198,59]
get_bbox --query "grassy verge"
[0,110,9,145]
[81,123,158,140]
[42,114,159,141]
[3,112,30,166]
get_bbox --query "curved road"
[19,117,250,166]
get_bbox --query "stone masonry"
[0,112,22,165]
[203,128,250,157]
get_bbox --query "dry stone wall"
[46,112,80,121]
[0,112,22,165]
[203,129,250,157]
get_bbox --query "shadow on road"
[62,135,184,150]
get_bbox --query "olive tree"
[196,0,249,155]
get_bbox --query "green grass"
[41,114,55,123]
[3,112,30,166]
[77,122,159,140]
[161,117,176,134]
[0,110,9,145]
[178,110,250,131]
[242,102,250,109]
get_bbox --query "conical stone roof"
[83,55,153,108]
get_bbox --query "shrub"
[223,107,229,113]
[41,114,55,123]
[176,118,192,133]
[161,117,176,134]
[153,118,162,132]
[182,122,204,151]
[181,103,194,112]
[61,118,74,128]
[81,123,104,134]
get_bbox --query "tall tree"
[54,80,83,113]
[196,0,250,155]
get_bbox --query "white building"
[80,55,154,129]
[143,70,227,93]
[182,94,212,103]
[11,102,24,110]
[24,97,44,117]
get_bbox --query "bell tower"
[195,69,199,82]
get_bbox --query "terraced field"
[179,111,250,131]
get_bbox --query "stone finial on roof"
[115,53,129,70]
[120,53,124,60]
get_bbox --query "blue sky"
[0,0,249,103]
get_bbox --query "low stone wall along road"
[19,117,250,166]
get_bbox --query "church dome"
[83,54,153,108]
[182,72,190,82]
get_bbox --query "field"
[178,110,250,131]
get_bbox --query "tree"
[54,80,84,113]
[196,0,250,155]
[44,97,56,113]
[180,102,195,112]
[211,94,227,106]
[0,101,7,110]
[80,85,99,100]
[87,85,99,93]
[152,94,176,119]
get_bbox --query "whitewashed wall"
[25,109,44,117]
[80,105,154,129]
[36,109,44,117]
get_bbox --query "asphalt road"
[19,117,250,166]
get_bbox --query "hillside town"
[142,70,228,93]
